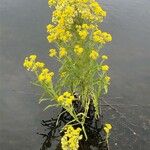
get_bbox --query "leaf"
[43,104,59,111]
[39,98,54,104]
[91,91,99,118]
[104,85,108,94]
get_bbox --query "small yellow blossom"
[32,61,45,71]
[74,45,84,56]
[48,0,56,6]
[104,123,112,134]
[23,55,37,71]
[78,30,88,40]
[102,32,112,42]
[93,30,105,44]
[29,55,37,60]
[47,34,57,43]
[101,65,109,71]
[102,55,108,60]
[105,76,111,83]
[49,48,57,57]
[89,50,99,60]
[46,24,54,32]
[35,62,45,68]
[38,68,54,84]
[59,47,67,58]
[61,125,82,150]
[57,92,74,107]
[104,127,109,134]
[105,123,112,130]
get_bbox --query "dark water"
[0,0,150,149]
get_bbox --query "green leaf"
[39,98,54,104]
[43,104,59,111]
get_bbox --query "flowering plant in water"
[23,0,112,149]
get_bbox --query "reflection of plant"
[61,125,83,150]
[23,0,112,149]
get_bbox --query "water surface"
[0,0,150,149]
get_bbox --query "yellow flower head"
[89,50,99,60]
[104,127,110,134]
[105,123,112,130]
[105,76,111,83]
[104,123,112,134]
[101,65,109,71]
[78,30,88,40]
[93,30,106,44]
[38,68,54,84]
[102,55,108,60]
[29,55,37,60]
[35,62,45,68]
[48,0,57,6]
[23,54,37,71]
[57,91,74,107]
[74,45,84,56]
[49,48,57,57]
[59,47,67,58]
[61,125,82,150]
[102,32,112,42]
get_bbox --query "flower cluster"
[57,92,74,107]
[104,123,112,134]
[93,30,112,44]
[89,50,99,60]
[47,0,110,44]
[38,68,54,84]
[104,123,112,144]
[49,48,57,57]
[74,45,84,56]
[23,55,54,84]
[23,55,45,71]
[101,65,109,72]
[61,125,83,150]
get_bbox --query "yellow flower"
[90,2,106,17]
[93,30,105,44]
[38,68,54,84]
[63,91,71,97]
[49,48,57,57]
[101,65,109,71]
[23,55,37,71]
[74,45,84,56]
[35,62,45,68]
[57,92,74,107]
[105,123,112,130]
[46,24,54,32]
[102,55,108,60]
[47,34,57,43]
[59,47,67,58]
[78,30,88,40]
[105,76,111,83]
[57,95,64,102]
[48,0,56,6]
[29,55,37,60]
[61,125,82,150]
[102,32,112,42]
[104,123,112,134]
[104,127,110,134]
[89,50,99,60]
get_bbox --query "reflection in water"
[38,101,150,150]
[39,107,108,150]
